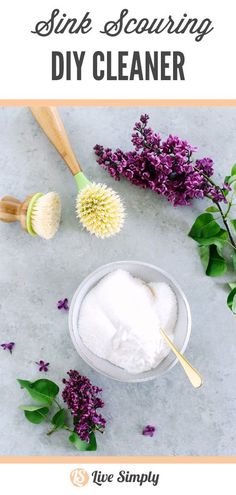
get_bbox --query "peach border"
[0,99,236,106]
[0,456,236,464]
[0,97,235,464]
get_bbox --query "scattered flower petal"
[36,360,50,372]
[142,425,156,437]
[1,342,15,354]
[57,298,69,311]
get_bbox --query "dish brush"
[0,192,61,239]
[30,106,125,238]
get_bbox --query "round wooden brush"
[0,192,61,239]
[30,107,125,238]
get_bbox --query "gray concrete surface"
[0,106,236,456]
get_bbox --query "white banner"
[1,0,235,99]
[0,461,235,494]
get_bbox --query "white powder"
[79,269,177,374]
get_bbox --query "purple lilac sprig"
[17,370,106,452]
[62,370,106,443]
[94,114,227,207]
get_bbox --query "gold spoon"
[160,328,203,388]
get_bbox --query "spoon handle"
[160,328,203,389]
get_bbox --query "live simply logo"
[70,467,160,487]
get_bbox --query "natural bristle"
[76,183,125,238]
[31,192,61,240]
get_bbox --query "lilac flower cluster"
[94,114,227,206]
[62,370,106,443]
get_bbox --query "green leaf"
[17,379,32,389]
[194,229,227,249]
[17,379,59,406]
[51,409,66,429]
[231,164,236,176]
[228,174,236,185]
[227,287,236,314]
[189,228,227,257]
[232,252,236,271]
[69,431,97,451]
[19,405,48,412]
[216,243,224,257]
[32,379,59,398]
[206,245,227,277]
[188,213,221,240]
[230,219,236,235]
[198,244,227,276]
[69,432,90,451]
[24,407,49,424]
[18,379,52,405]
[86,432,97,451]
[199,245,210,272]
[229,282,236,290]
[205,206,219,213]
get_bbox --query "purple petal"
[36,360,50,372]
[142,425,156,437]
[1,342,15,354]
[57,298,69,311]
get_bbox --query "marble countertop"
[0,106,236,456]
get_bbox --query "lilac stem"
[53,398,62,410]
[137,125,236,249]
[215,201,236,248]
[194,166,236,248]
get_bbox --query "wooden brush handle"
[0,195,32,232]
[30,107,82,176]
[0,196,21,222]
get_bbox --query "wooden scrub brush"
[30,107,125,238]
[0,192,61,239]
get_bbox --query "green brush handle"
[74,171,91,192]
